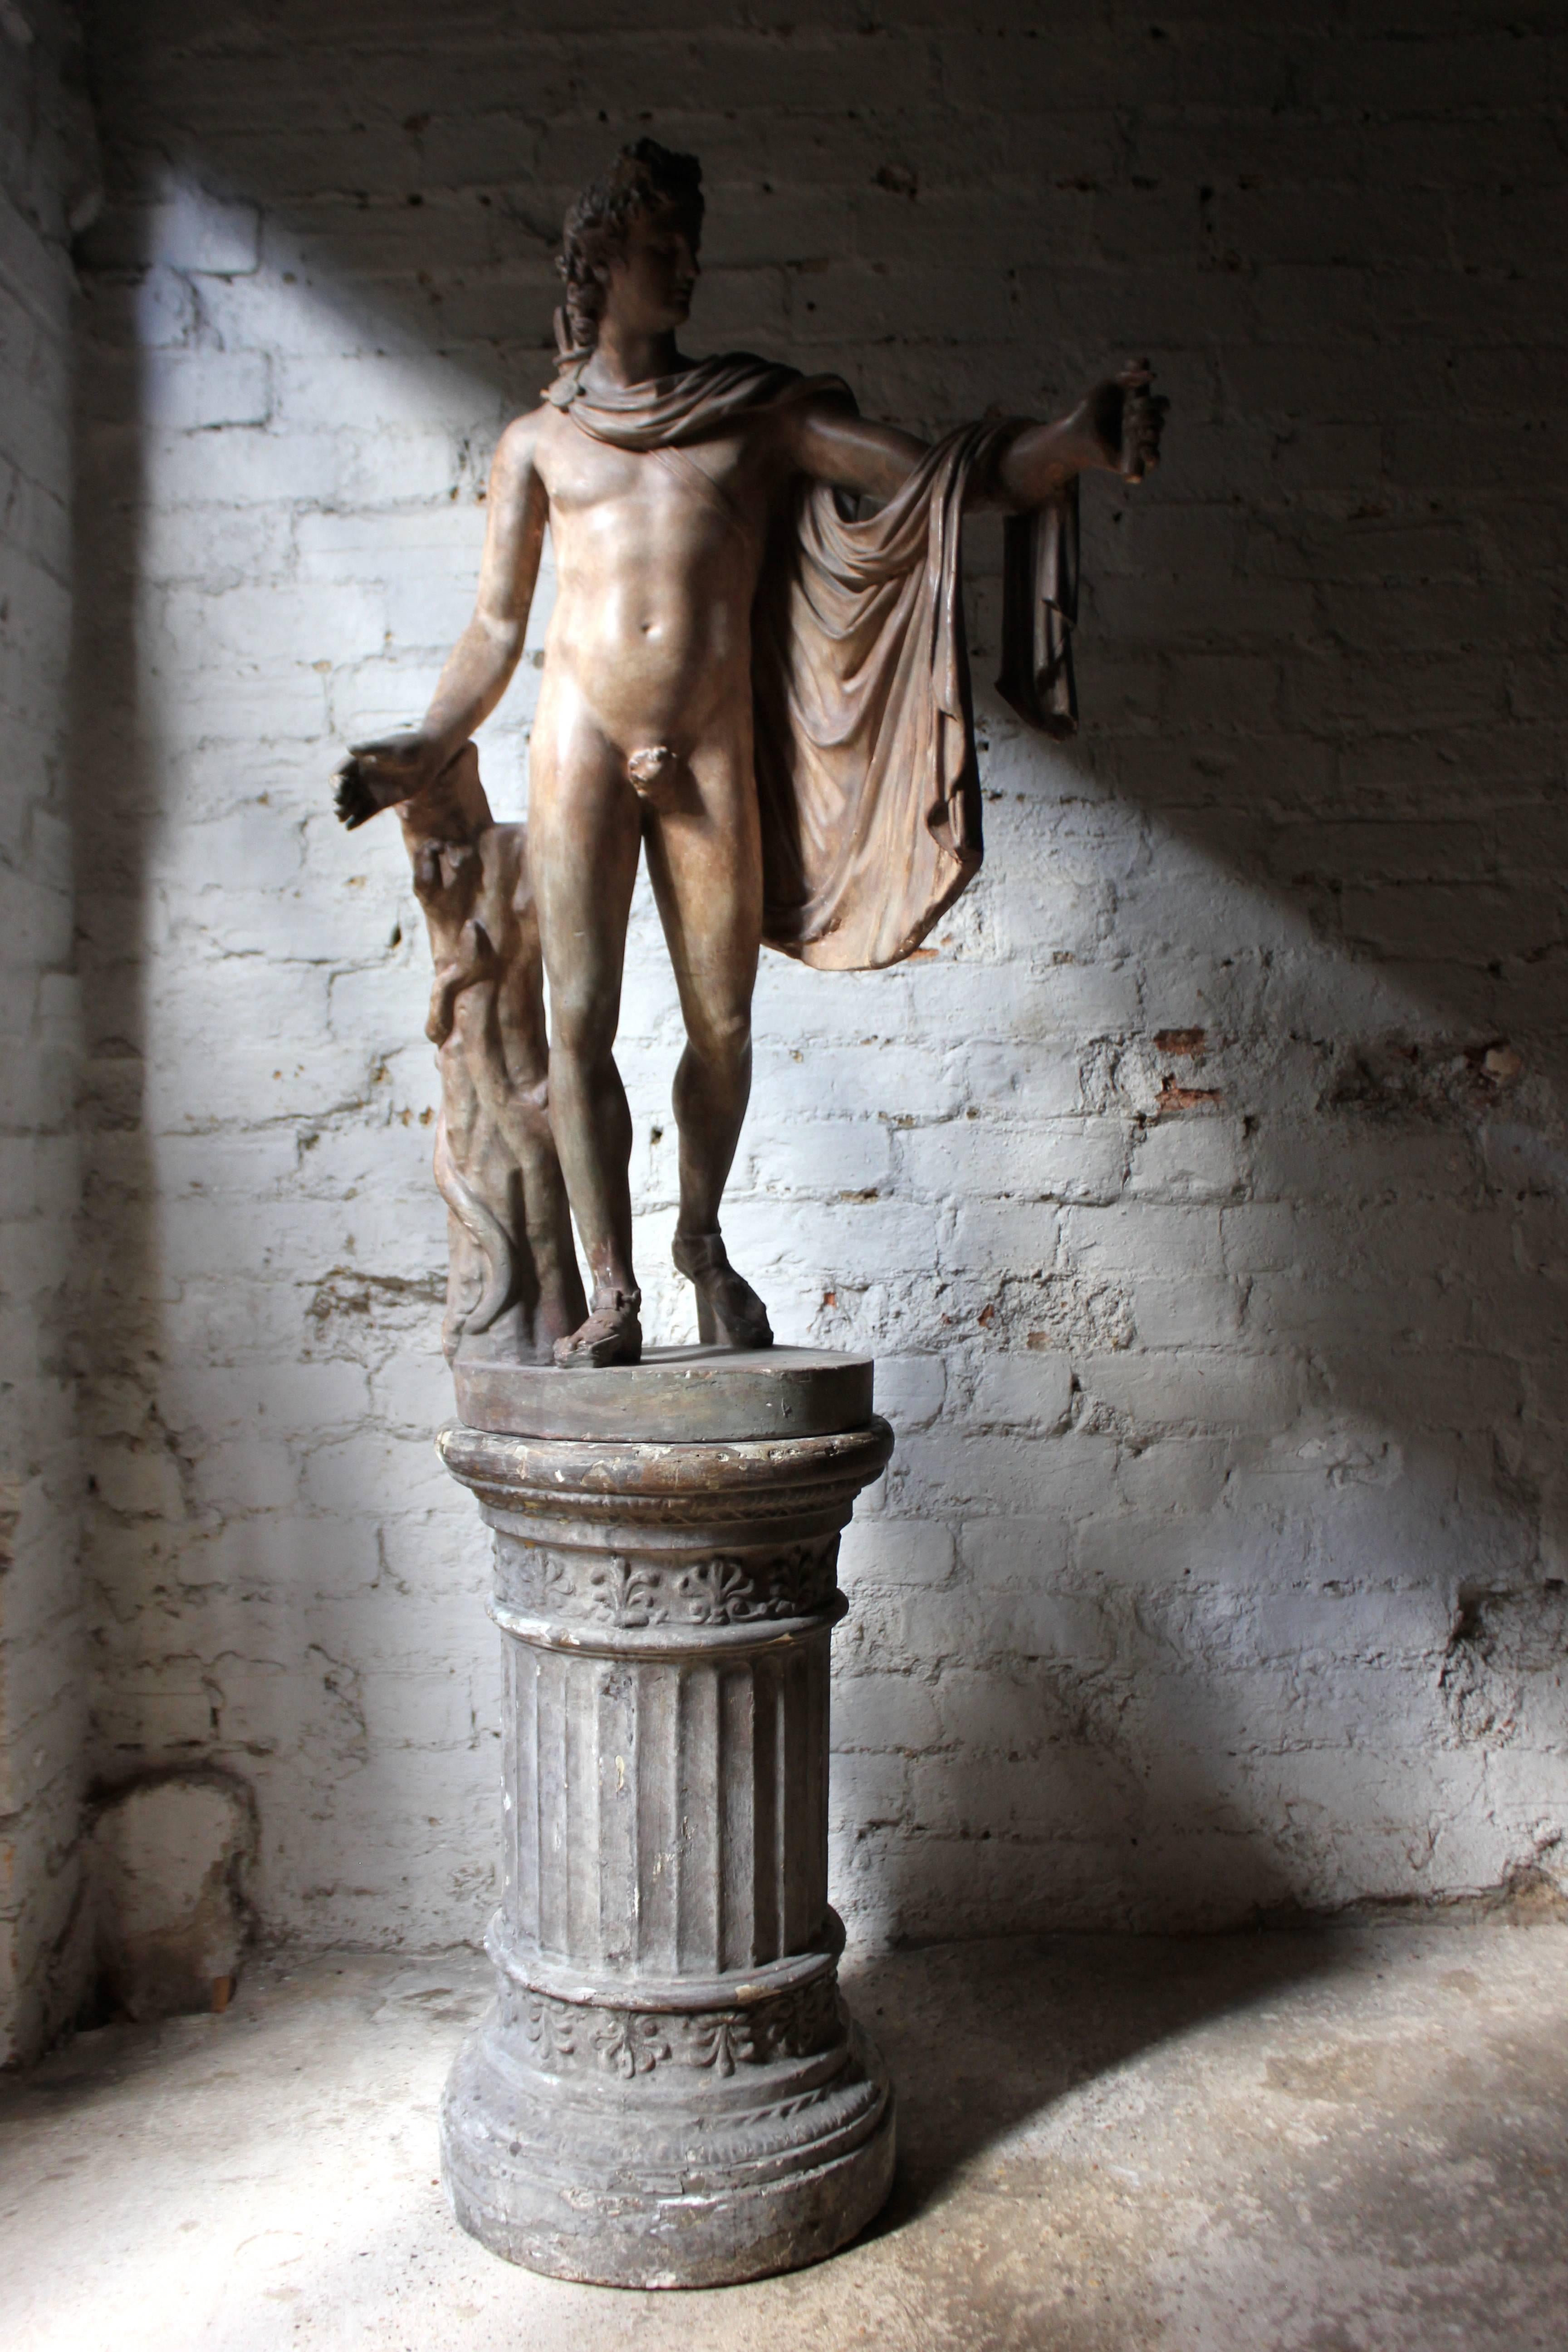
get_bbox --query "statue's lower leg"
[548,1033,644,1368]
[667,1025,771,1349]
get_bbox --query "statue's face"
[601,207,699,337]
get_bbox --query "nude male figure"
[335,141,1164,1368]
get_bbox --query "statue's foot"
[553,1285,643,1369]
[672,1230,774,1351]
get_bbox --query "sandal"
[553,1284,643,1369]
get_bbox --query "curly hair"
[555,138,705,360]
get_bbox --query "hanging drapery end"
[995,479,1080,740]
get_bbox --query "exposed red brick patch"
[1157,1079,1223,1112]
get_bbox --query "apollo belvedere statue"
[333,139,1165,1372]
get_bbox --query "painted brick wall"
[0,0,96,2063]
[72,0,1568,1955]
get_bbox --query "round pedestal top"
[451,1344,874,1445]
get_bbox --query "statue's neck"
[584,321,687,392]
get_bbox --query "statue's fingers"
[1131,393,1164,456]
[333,768,377,829]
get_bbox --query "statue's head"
[556,138,704,359]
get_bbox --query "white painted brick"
[834,1676,942,1754]
[189,1439,301,1517]
[737,1115,893,1199]
[901,1117,1129,1204]
[838,1517,954,1589]
[970,1351,1074,1433]
[870,1354,946,1429]
[941,1199,1061,1278]
[961,1516,1072,1587]
[959,1041,1087,1119]
[299,1434,453,1520]
[1127,1117,1248,1203]
[134,423,347,506]
[1081,1350,1305,1436]
[294,503,483,577]
[1063,1203,1225,1279]
[360,1669,474,1750]
[274,355,500,436]
[95,1687,214,1755]
[968,1588,1107,1661]
[1132,1277,1247,1348]
[1075,1510,1308,1591]
[91,1446,185,1520]
[146,186,261,275]
[158,1360,371,1437]
[828,1752,907,1830]
[142,351,272,431]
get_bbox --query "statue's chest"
[545,429,758,543]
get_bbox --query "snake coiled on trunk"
[432,1111,514,1349]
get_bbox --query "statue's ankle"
[673,1230,726,1279]
[588,1280,641,1318]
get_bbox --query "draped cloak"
[545,352,1078,972]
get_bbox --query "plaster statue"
[335,139,1165,1369]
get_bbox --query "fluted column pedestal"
[436,1350,894,2288]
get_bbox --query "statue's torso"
[532,404,780,754]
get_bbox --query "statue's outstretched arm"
[784,362,1165,517]
[333,414,549,829]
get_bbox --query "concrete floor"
[2,1928,1565,2350]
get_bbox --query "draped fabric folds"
[547,351,1078,974]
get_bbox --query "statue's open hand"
[1078,360,1168,486]
[333,734,438,830]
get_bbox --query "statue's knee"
[551,997,617,1069]
[685,1006,751,1071]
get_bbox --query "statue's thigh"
[644,744,762,1014]
[527,723,642,1009]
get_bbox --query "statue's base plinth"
[437,1351,895,2288]
[452,1342,873,1445]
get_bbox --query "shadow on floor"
[844,1926,1352,2230]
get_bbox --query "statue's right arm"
[333,414,549,829]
